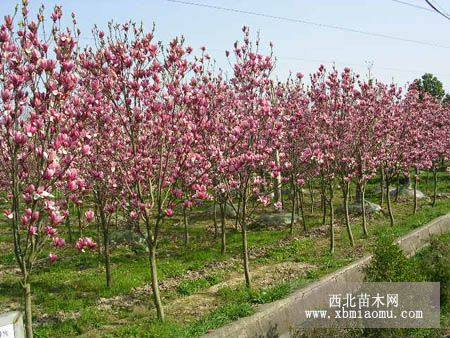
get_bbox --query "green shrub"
[364,236,421,282]
[416,236,450,307]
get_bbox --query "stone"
[109,230,148,252]
[390,187,427,200]
[255,212,297,227]
[207,203,237,218]
[0,311,25,338]
[337,200,381,214]
[348,200,382,214]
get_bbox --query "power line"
[390,0,433,12]
[202,47,450,78]
[430,0,450,15]
[424,0,450,20]
[165,0,450,49]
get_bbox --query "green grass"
[0,172,449,337]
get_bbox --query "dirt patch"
[209,261,314,292]
[94,231,322,314]
[168,261,315,323]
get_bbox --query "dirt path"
[168,261,315,323]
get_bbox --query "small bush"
[416,236,450,307]
[364,236,421,282]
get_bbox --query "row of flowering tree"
[1,4,449,336]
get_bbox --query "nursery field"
[1,3,449,338]
[1,172,449,338]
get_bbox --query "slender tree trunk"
[355,182,362,204]
[23,281,32,338]
[308,181,314,213]
[274,150,283,210]
[321,184,327,226]
[413,168,418,214]
[360,182,368,237]
[103,226,111,288]
[66,213,72,243]
[99,207,111,288]
[95,210,102,264]
[386,178,395,227]
[298,188,307,233]
[235,200,241,230]
[183,205,189,246]
[380,168,385,206]
[328,184,335,254]
[77,204,83,237]
[213,201,218,238]
[432,169,438,207]
[241,178,251,289]
[220,202,226,254]
[342,181,355,246]
[290,179,296,235]
[395,173,400,203]
[149,244,164,320]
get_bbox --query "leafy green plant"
[416,235,450,307]
[364,236,421,282]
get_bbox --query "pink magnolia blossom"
[76,237,97,252]
[49,253,58,263]
[85,210,94,222]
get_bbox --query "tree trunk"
[98,206,112,288]
[360,183,368,237]
[395,173,400,203]
[432,169,438,207]
[183,206,189,246]
[413,168,418,214]
[103,226,111,288]
[95,211,102,264]
[66,214,72,243]
[297,188,307,233]
[220,203,226,254]
[235,200,241,230]
[274,150,283,210]
[386,178,395,226]
[355,182,362,204]
[308,181,314,213]
[380,168,385,206]
[342,181,355,246]
[241,178,251,289]
[328,184,335,254]
[149,245,164,321]
[23,282,32,338]
[77,205,83,237]
[290,180,296,235]
[321,185,327,226]
[213,201,218,238]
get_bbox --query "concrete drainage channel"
[203,213,450,338]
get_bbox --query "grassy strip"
[0,174,448,337]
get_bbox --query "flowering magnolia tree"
[215,28,285,288]
[83,23,212,320]
[0,4,95,337]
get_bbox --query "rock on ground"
[255,213,297,227]
[207,203,237,218]
[337,200,381,214]
[390,187,427,200]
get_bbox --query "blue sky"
[1,0,449,92]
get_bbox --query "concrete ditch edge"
[204,213,450,338]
